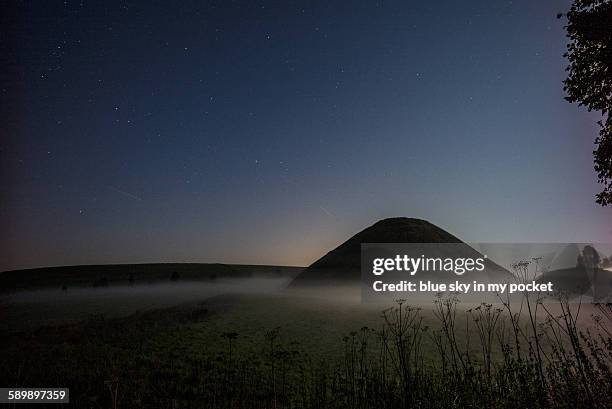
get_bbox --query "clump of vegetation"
[92,276,108,287]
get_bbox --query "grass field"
[0,279,502,360]
[1,269,611,408]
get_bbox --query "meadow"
[1,269,611,409]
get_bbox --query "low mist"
[1,278,291,329]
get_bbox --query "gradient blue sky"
[1,0,611,271]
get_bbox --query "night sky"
[2,0,611,271]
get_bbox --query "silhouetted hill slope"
[549,244,582,271]
[291,218,510,285]
[538,266,612,301]
[0,263,303,293]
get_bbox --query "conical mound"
[290,218,465,285]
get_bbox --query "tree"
[577,245,601,268]
[562,0,612,205]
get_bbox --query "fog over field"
[1,278,290,329]
[3,276,604,333]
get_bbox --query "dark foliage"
[562,0,612,205]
